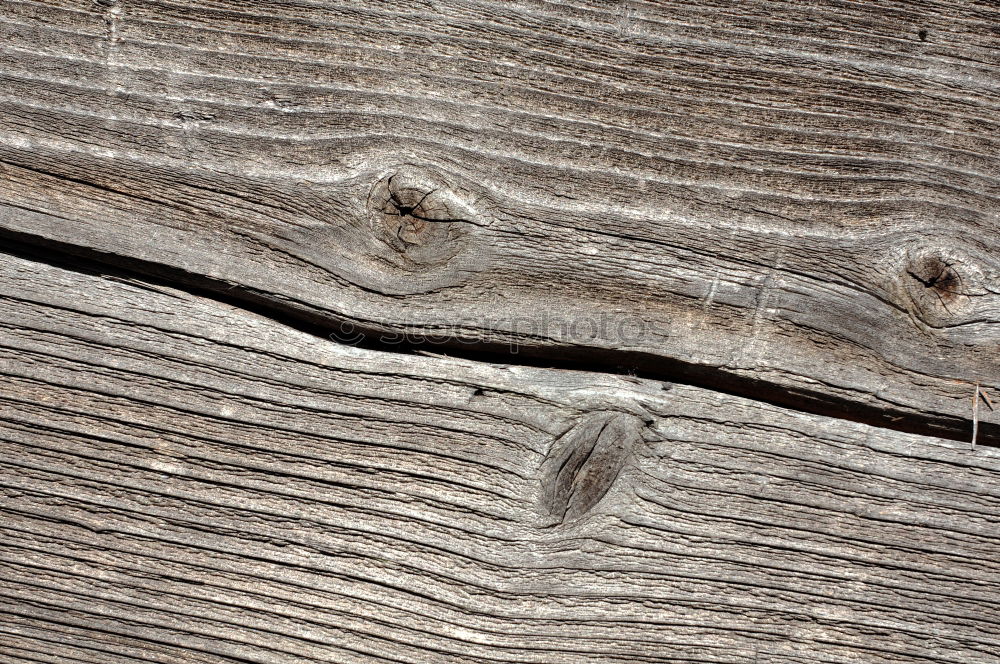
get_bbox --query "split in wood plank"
[1,250,999,663]
[0,0,997,442]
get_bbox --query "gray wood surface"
[0,0,997,440]
[1,2,999,662]
[2,251,999,663]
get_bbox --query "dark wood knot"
[540,411,645,525]
[250,165,488,296]
[901,252,972,326]
[369,167,479,268]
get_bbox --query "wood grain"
[1,248,999,663]
[0,0,997,441]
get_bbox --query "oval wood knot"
[540,411,645,525]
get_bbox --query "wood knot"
[900,251,974,326]
[540,411,644,526]
[369,167,479,268]
[908,256,962,302]
[260,164,491,296]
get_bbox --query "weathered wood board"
[1,251,999,663]
[0,0,997,441]
[1,1,999,662]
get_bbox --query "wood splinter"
[972,382,994,450]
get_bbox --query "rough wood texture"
[0,0,997,441]
[2,2,999,661]
[2,250,1000,663]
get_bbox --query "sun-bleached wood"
[1,251,998,663]
[0,0,997,441]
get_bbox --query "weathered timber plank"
[1,252,999,663]
[0,0,996,440]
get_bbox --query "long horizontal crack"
[0,228,995,449]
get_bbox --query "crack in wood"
[0,233,995,448]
